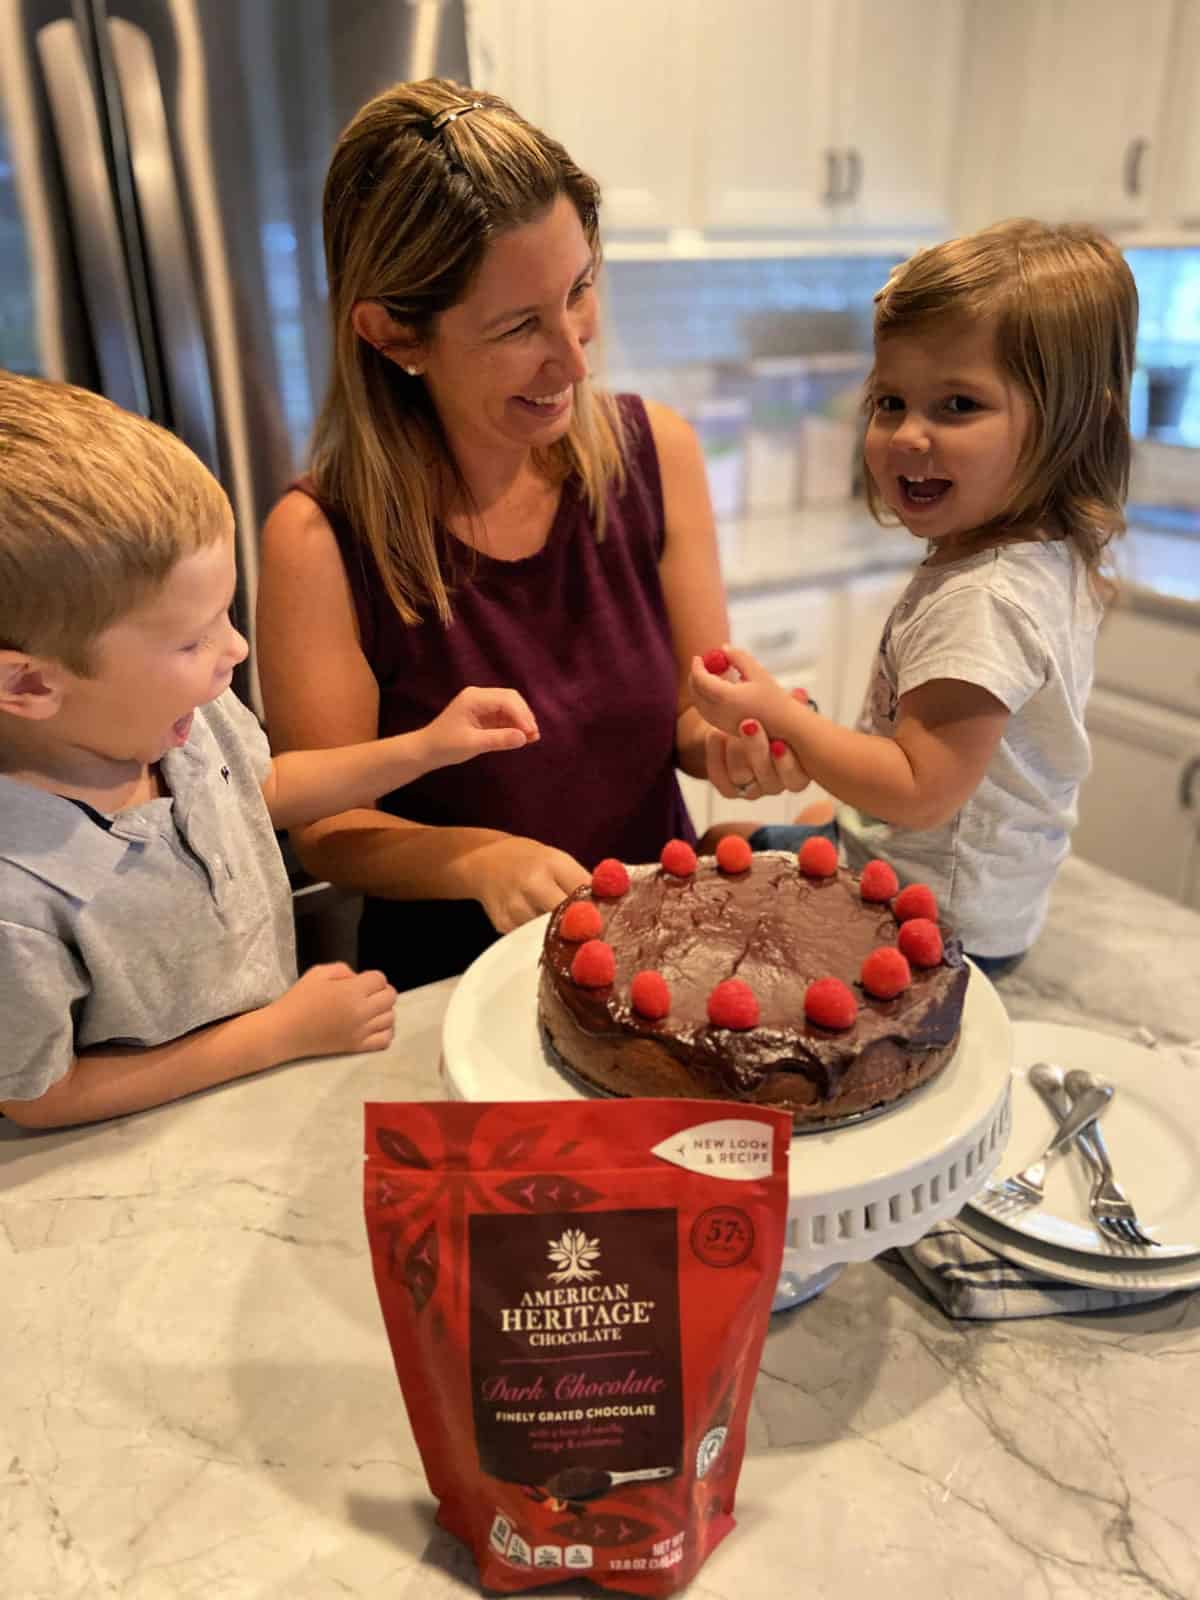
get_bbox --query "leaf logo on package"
[546,1228,601,1283]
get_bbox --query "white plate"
[965,1021,1200,1258]
[956,1205,1200,1294]
[442,915,1013,1269]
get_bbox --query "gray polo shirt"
[0,691,297,1104]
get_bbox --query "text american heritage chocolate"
[364,1100,789,1595]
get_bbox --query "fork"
[980,1071,1112,1209]
[1059,1067,1163,1249]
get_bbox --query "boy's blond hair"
[864,219,1137,587]
[0,370,232,675]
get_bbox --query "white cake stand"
[440,916,1013,1311]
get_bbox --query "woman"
[256,79,776,989]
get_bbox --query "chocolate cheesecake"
[538,851,969,1127]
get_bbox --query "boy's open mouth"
[899,474,952,507]
[170,712,194,747]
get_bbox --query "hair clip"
[424,101,484,139]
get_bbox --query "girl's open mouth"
[899,474,952,507]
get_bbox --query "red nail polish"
[740,719,759,737]
[791,687,809,702]
[770,738,787,758]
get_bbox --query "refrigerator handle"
[105,18,220,478]
[35,18,149,415]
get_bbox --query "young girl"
[690,219,1137,970]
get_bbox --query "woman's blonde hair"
[0,370,231,674]
[310,78,626,625]
[864,219,1138,590]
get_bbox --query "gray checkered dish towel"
[889,1223,1179,1319]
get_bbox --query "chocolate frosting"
[542,852,967,1104]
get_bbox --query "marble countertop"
[4,856,1200,1599]
[721,502,1200,622]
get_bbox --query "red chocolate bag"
[364,1099,790,1596]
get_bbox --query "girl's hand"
[423,686,540,768]
[465,837,591,934]
[270,963,397,1058]
[689,646,784,737]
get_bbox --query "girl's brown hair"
[310,78,626,625]
[864,219,1138,593]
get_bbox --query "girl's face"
[864,319,1032,552]
[414,193,599,462]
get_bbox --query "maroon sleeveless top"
[292,394,695,988]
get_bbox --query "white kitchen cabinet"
[470,0,698,233]
[837,568,911,727]
[694,0,839,232]
[1154,0,1200,230]
[473,0,962,240]
[829,0,964,234]
[695,0,961,235]
[1073,687,1200,905]
[959,0,1172,232]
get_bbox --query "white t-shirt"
[838,540,1103,957]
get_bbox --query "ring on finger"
[735,781,757,798]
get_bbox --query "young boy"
[0,372,539,1129]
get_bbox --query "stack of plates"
[960,1021,1200,1292]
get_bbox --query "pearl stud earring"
[404,365,422,377]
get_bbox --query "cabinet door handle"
[822,148,841,205]
[845,146,863,203]
[1181,754,1200,810]
[1123,136,1149,198]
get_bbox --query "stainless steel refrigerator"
[1,0,470,707]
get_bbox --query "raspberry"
[559,900,602,942]
[893,883,939,923]
[804,977,858,1030]
[570,939,615,988]
[660,839,698,877]
[798,835,838,877]
[898,917,944,968]
[860,946,912,1000]
[591,858,630,899]
[715,835,753,874]
[706,978,760,1030]
[860,859,900,903]
[702,647,730,677]
[631,970,671,1020]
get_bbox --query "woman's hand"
[461,836,591,934]
[704,724,812,801]
[422,686,540,768]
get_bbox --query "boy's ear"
[0,651,69,719]
[351,300,425,369]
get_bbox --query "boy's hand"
[270,963,397,1059]
[423,686,540,768]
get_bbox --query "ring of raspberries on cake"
[537,848,969,1127]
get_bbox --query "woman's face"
[415,193,599,458]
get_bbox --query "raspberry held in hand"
[660,839,698,877]
[860,946,912,1000]
[560,900,602,943]
[702,647,730,676]
[715,835,752,874]
[860,859,900,903]
[570,939,616,988]
[591,858,631,899]
[798,836,838,877]
[893,883,939,923]
[898,917,944,968]
[804,977,858,1030]
[706,978,760,1030]
[631,969,671,1020]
